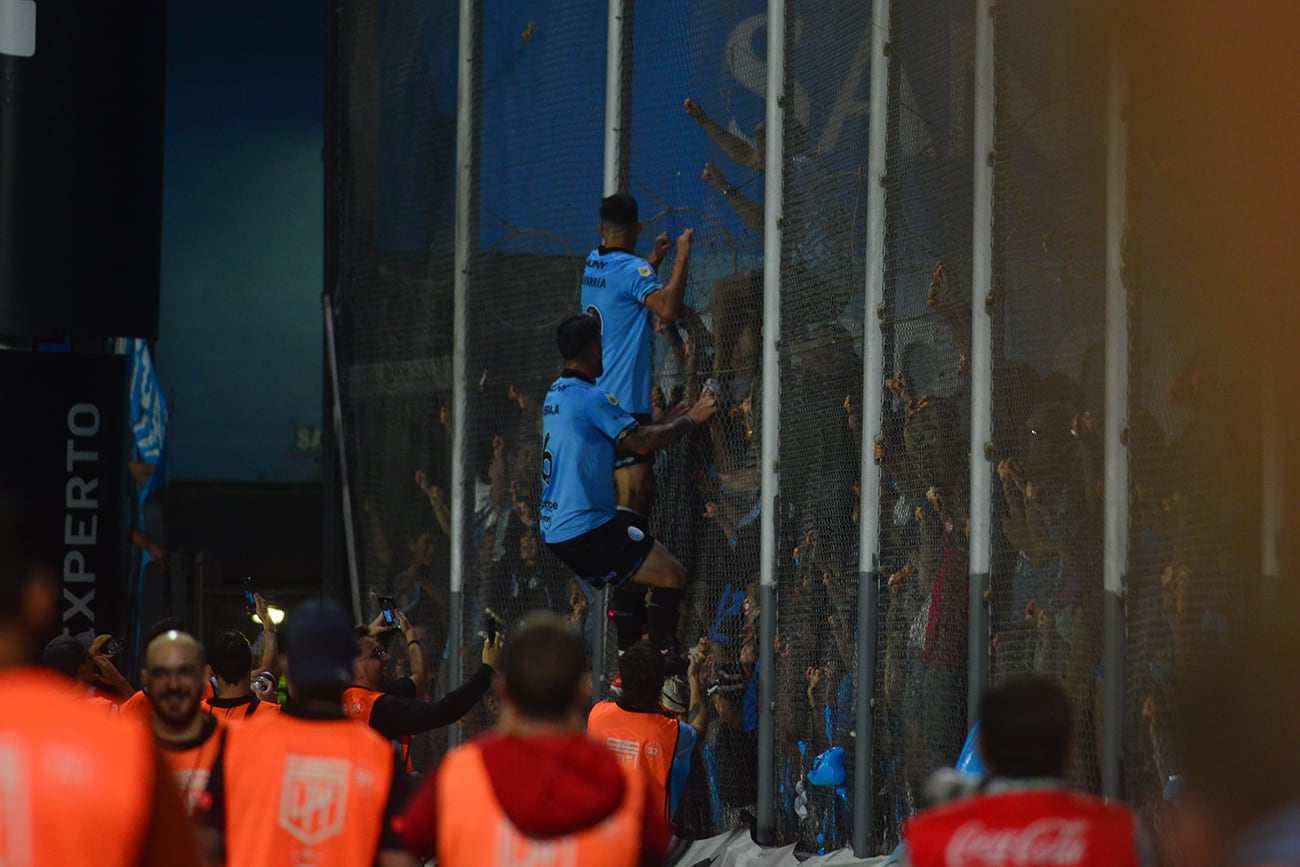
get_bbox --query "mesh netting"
[988,0,1108,796]
[1120,51,1256,832]
[331,0,460,770]
[327,0,1279,855]
[457,0,609,740]
[873,0,975,851]
[770,1,870,854]
[628,0,766,839]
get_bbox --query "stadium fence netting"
[325,0,1274,853]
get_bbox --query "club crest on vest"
[278,756,350,845]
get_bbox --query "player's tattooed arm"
[619,389,718,455]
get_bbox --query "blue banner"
[127,338,168,507]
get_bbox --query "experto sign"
[0,352,126,637]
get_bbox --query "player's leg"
[626,541,687,664]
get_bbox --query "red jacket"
[395,732,671,866]
[905,787,1142,867]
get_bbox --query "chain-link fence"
[325,0,1284,856]
[988,0,1108,796]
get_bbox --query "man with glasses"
[343,630,503,771]
[144,630,223,816]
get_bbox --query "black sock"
[644,587,685,656]
[611,584,647,651]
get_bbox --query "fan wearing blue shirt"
[580,194,693,651]
[540,313,716,662]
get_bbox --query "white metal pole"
[602,0,625,195]
[1101,36,1130,801]
[756,0,785,846]
[854,0,890,855]
[322,294,364,622]
[592,0,628,702]
[449,0,477,746]
[967,0,996,723]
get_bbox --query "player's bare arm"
[642,228,693,322]
[620,389,716,455]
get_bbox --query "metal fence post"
[853,0,891,855]
[755,0,786,846]
[448,0,479,748]
[322,293,363,623]
[592,0,634,703]
[1101,37,1129,800]
[967,0,996,724]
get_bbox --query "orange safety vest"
[586,699,680,822]
[218,711,397,867]
[342,686,412,771]
[0,668,156,867]
[119,689,153,722]
[436,740,645,867]
[158,714,225,816]
[205,693,280,721]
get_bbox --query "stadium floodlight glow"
[252,606,285,626]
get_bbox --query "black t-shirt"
[367,664,494,740]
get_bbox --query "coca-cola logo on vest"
[944,818,1090,866]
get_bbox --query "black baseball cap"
[41,634,89,678]
[284,599,355,690]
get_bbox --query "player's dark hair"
[556,313,602,361]
[503,613,587,722]
[978,675,1072,778]
[599,193,639,235]
[209,628,253,684]
[617,639,666,710]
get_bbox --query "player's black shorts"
[614,413,655,469]
[546,511,655,590]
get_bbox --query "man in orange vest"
[587,639,708,824]
[198,598,417,867]
[206,626,280,720]
[343,622,502,770]
[901,676,1154,867]
[144,629,224,817]
[395,613,672,866]
[0,491,204,867]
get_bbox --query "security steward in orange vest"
[901,676,1154,867]
[145,629,225,817]
[205,627,280,720]
[197,598,417,867]
[587,639,708,823]
[343,611,501,771]
[395,613,672,866]
[0,490,204,867]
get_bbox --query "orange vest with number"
[342,686,411,771]
[0,668,156,867]
[158,714,225,816]
[436,740,645,867]
[219,711,396,867]
[586,700,680,822]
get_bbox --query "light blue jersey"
[539,371,638,543]
[580,247,661,416]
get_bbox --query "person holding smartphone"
[344,619,503,773]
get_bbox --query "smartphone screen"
[378,596,397,626]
